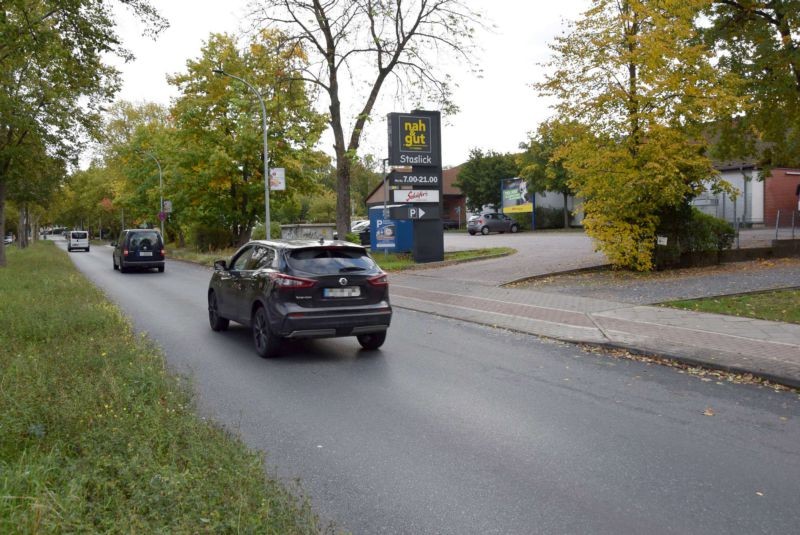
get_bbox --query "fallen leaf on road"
[756,491,764,497]
[703,407,715,416]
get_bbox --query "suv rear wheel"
[357,331,386,350]
[481,226,489,235]
[252,306,279,358]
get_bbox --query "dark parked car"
[442,218,459,230]
[112,229,165,273]
[467,212,519,235]
[208,239,392,358]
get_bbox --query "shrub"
[535,206,569,229]
[682,208,735,253]
[653,207,735,269]
[188,224,230,251]
[250,223,281,240]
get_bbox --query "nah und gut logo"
[401,116,431,153]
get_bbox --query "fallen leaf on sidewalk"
[756,491,764,496]
[703,407,715,416]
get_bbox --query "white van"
[67,230,90,252]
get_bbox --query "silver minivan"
[67,230,90,252]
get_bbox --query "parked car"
[3,234,13,245]
[467,213,519,235]
[112,229,165,273]
[351,220,370,233]
[207,239,392,358]
[442,219,459,230]
[67,230,90,252]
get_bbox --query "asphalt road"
[63,241,800,534]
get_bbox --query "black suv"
[112,229,165,273]
[208,239,392,358]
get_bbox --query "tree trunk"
[0,180,6,267]
[32,214,39,242]
[18,206,27,249]
[562,191,570,228]
[335,150,352,239]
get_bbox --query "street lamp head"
[212,68,225,75]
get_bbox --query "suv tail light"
[269,272,317,289]
[123,249,129,256]
[367,273,389,287]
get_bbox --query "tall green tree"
[248,0,482,238]
[537,0,740,270]
[170,31,328,245]
[704,1,800,168]
[100,101,175,234]
[455,149,519,213]
[0,0,165,265]
[51,165,117,236]
[518,120,575,229]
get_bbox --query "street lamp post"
[140,150,164,238]
[213,68,271,239]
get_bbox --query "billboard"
[387,111,441,167]
[501,177,533,214]
[269,167,285,190]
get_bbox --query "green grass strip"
[664,289,800,324]
[0,242,322,533]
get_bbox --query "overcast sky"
[109,0,588,168]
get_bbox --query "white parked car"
[351,220,370,233]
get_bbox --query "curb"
[392,300,800,391]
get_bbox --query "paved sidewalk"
[389,269,800,388]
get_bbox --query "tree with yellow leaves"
[537,0,741,270]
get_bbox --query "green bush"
[534,206,567,229]
[188,223,230,251]
[251,222,281,240]
[653,206,735,269]
[682,208,735,253]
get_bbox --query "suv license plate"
[324,287,361,298]
[139,252,153,257]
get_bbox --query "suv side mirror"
[214,259,228,271]
[110,241,117,247]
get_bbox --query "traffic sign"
[158,211,166,221]
[388,204,441,220]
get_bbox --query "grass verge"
[0,242,322,533]
[663,289,800,324]
[168,245,514,272]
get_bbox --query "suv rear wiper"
[339,266,366,272]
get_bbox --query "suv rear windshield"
[70,232,88,239]
[128,231,161,249]
[287,247,378,275]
